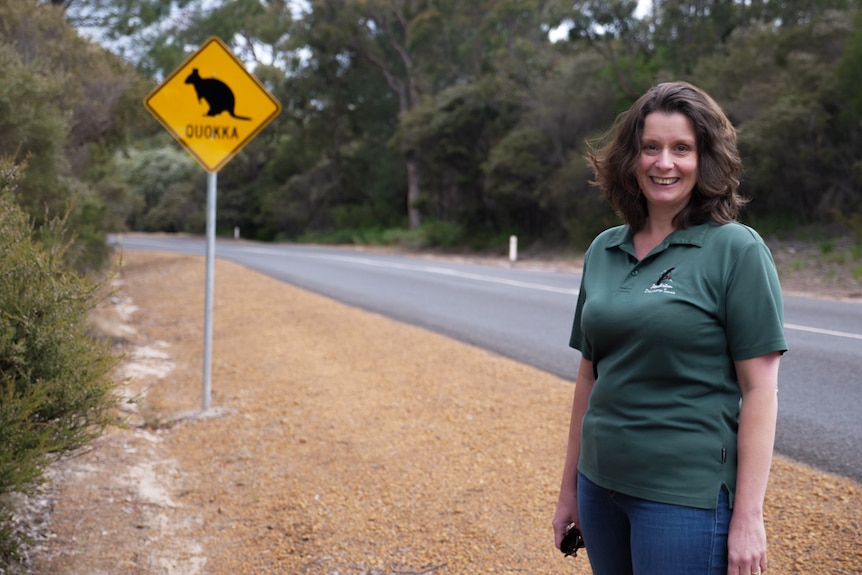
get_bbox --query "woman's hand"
[552,492,580,550]
[727,509,767,574]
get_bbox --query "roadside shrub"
[0,164,120,561]
[418,220,466,248]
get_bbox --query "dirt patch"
[767,239,862,302]
[8,250,862,575]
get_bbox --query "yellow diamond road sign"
[144,36,281,173]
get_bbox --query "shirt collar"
[606,222,712,253]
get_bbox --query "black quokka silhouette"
[184,68,251,120]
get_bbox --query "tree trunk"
[406,157,421,228]
[356,2,426,229]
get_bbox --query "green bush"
[0,167,120,560]
[417,220,466,248]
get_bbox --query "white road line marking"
[784,323,862,341]
[241,248,579,295]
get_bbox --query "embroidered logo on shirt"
[645,267,676,295]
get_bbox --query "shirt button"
[631,270,639,276]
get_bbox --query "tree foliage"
[2,0,150,270]
[40,0,862,250]
[0,161,119,559]
[691,13,860,223]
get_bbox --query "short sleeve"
[724,241,788,360]
[569,278,591,359]
[569,239,596,359]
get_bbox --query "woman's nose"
[655,149,674,169]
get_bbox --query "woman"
[552,81,787,575]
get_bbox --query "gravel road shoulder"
[11,250,862,575]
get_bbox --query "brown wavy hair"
[588,81,746,232]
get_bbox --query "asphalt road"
[112,235,862,482]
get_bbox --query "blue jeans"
[577,472,730,575]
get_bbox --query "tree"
[832,8,862,216]
[692,12,858,223]
[339,0,436,229]
[835,8,862,118]
[0,43,68,220]
[648,0,738,75]
[401,77,523,234]
[52,0,862,243]
[0,161,119,559]
[51,0,200,73]
[484,49,619,242]
[114,145,199,231]
[4,0,151,269]
[548,0,654,98]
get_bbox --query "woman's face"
[636,111,699,217]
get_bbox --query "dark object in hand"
[560,523,586,557]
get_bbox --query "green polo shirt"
[570,222,787,509]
